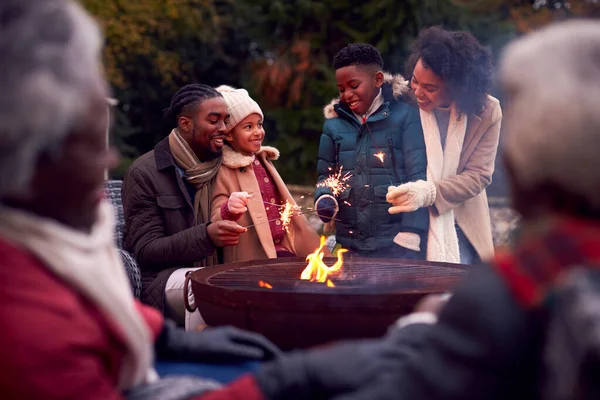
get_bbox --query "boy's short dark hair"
[333,43,384,71]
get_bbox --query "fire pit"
[190,257,469,350]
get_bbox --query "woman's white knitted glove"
[386,180,436,214]
[227,192,251,214]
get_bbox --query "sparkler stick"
[373,151,395,186]
[245,207,341,229]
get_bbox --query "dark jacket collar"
[154,136,180,172]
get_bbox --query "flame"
[316,166,353,197]
[259,280,273,289]
[301,236,348,284]
[279,200,294,232]
[374,152,385,163]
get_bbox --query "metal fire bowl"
[190,257,469,350]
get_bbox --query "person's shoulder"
[479,94,502,125]
[441,262,533,341]
[128,149,157,175]
[389,97,420,125]
[322,98,356,133]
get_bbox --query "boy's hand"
[315,195,338,223]
[387,180,436,213]
[227,191,251,214]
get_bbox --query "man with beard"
[122,85,247,329]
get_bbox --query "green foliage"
[81,0,516,183]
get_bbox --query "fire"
[279,200,294,232]
[258,280,273,289]
[374,151,385,163]
[317,166,353,197]
[301,236,348,284]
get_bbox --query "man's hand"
[227,191,251,214]
[207,220,247,247]
[156,322,281,363]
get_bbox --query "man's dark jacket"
[122,137,215,311]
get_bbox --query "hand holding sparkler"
[227,191,251,214]
[315,195,338,223]
[386,180,436,213]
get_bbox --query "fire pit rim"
[192,256,470,295]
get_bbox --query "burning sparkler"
[373,152,394,186]
[279,200,295,232]
[317,166,353,197]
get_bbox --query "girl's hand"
[227,191,251,214]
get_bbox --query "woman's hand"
[227,191,251,214]
[386,180,436,213]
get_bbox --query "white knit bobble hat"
[215,85,264,132]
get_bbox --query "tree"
[243,0,514,184]
[81,0,520,185]
[81,0,254,177]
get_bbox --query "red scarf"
[494,216,600,308]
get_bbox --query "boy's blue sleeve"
[315,124,336,201]
[399,106,429,241]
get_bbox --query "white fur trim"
[221,145,280,169]
[323,73,410,119]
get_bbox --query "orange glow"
[374,152,385,163]
[258,280,273,289]
[301,236,348,284]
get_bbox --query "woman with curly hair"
[386,26,502,264]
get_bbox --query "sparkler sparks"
[317,166,353,197]
[373,151,394,186]
[279,200,294,232]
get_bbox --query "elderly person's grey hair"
[499,20,600,211]
[0,0,104,200]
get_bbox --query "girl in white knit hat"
[210,86,326,264]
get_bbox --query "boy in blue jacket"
[315,43,428,258]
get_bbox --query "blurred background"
[85,0,599,198]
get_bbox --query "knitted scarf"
[168,129,222,266]
[0,201,158,390]
[420,104,467,263]
[495,216,600,308]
